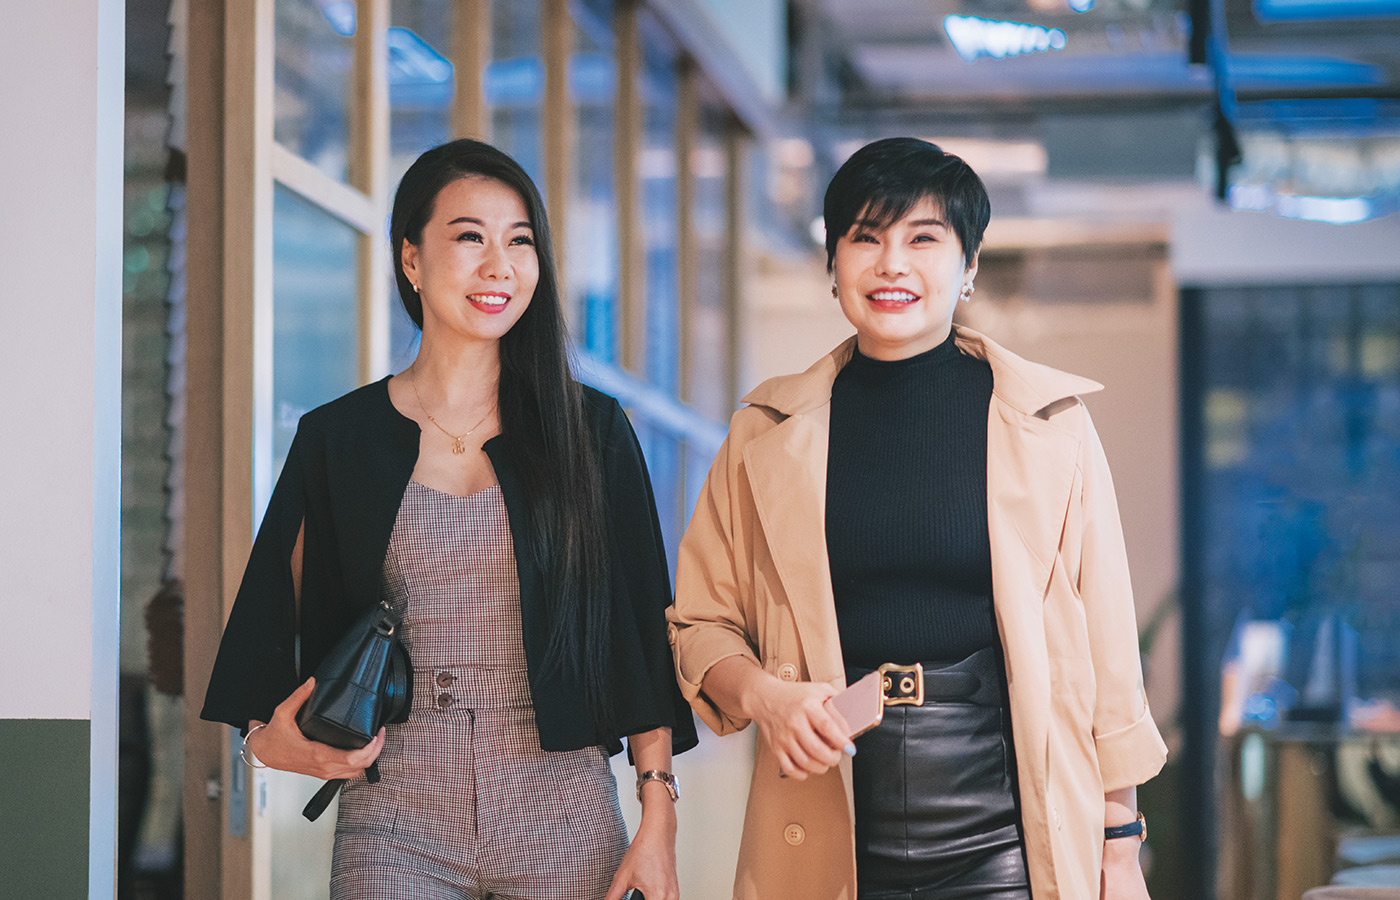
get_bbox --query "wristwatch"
[1104,811,1146,842]
[636,769,680,802]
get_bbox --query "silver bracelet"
[240,722,270,769]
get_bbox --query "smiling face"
[832,195,978,361]
[400,175,539,349]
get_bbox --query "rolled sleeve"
[667,621,756,735]
[1078,414,1169,789]
[1095,700,1168,792]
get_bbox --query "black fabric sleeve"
[598,398,700,757]
[199,430,308,731]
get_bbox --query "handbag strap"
[302,779,342,821]
[301,761,381,822]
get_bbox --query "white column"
[0,1,124,898]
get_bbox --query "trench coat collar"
[742,325,1104,419]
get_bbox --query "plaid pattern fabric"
[331,482,627,900]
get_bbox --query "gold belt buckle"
[878,662,924,706]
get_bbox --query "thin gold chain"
[409,374,496,455]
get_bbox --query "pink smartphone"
[827,670,885,739]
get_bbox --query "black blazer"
[201,377,698,757]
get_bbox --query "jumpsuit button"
[783,823,805,846]
[778,664,798,682]
[436,671,455,688]
[437,692,455,708]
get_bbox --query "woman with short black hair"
[204,139,695,900]
[670,137,1166,900]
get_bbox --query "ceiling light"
[943,16,1068,64]
[1227,183,1380,224]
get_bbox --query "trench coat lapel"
[739,345,852,687]
[742,402,845,685]
[984,395,1078,842]
[962,330,1103,632]
[986,399,1080,609]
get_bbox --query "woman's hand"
[244,677,386,780]
[1100,837,1150,900]
[702,656,853,780]
[604,800,679,900]
[606,727,679,900]
[748,676,852,780]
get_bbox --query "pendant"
[451,437,466,455]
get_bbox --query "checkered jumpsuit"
[330,481,629,900]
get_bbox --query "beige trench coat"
[668,326,1168,900]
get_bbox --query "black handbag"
[296,598,412,821]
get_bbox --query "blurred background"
[106,0,1400,897]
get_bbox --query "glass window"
[275,0,355,182]
[638,11,679,393]
[688,89,730,420]
[632,421,684,575]
[385,0,453,374]
[1188,282,1400,715]
[570,0,618,358]
[488,0,544,189]
[272,185,360,477]
[630,13,683,548]
[389,0,454,179]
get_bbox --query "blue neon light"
[319,0,356,36]
[943,15,1068,63]
[1255,0,1400,20]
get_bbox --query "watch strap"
[1104,811,1146,842]
[636,769,679,802]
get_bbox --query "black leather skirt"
[847,647,1032,900]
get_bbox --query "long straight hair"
[390,139,613,731]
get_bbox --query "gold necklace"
[410,374,496,455]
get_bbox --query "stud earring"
[413,282,421,294]
[960,282,975,303]
[831,283,839,299]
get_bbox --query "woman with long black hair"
[203,139,696,900]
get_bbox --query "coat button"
[436,671,455,688]
[783,823,805,846]
[778,664,798,682]
[437,692,455,708]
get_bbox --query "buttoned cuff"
[669,623,757,736]
[1095,701,1169,792]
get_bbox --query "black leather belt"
[849,647,1002,707]
[877,662,982,705]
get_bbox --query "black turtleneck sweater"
[826,333,997,670]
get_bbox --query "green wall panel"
[0,719,90,899]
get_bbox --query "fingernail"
[845,744,857,757]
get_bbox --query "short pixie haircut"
[823,137,991,273]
